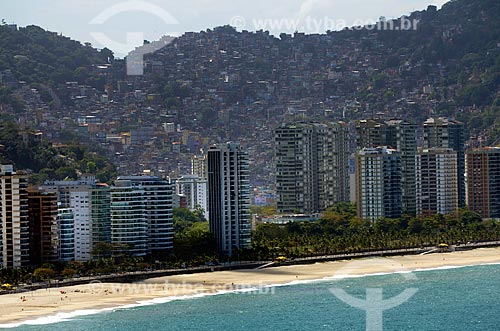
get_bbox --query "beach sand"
[1,247,500,326]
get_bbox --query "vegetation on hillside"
[0,121,116,183]
[141,0,500,141]
[0,24,113,87]
[1,1,500,139]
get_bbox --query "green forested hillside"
[0,121,116,183]
[0,24,113,87]
[143,0,500,141]
[2,0,500,157]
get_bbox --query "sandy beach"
[1,247,500,327]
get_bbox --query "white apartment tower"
[416,148,458,215]
[40,176,96,261]
[207,143,251,257]
[356,147,402,222]
[70,190,91,261]
[175,175,208,219]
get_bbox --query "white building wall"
[176,175,208,219]
[195,181,208,219]
[70,191,92,261]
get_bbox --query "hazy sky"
[3,0,449,57]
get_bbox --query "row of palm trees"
[248,208,500,260]
[2,207,498,286]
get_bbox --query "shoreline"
[1,247,500,327]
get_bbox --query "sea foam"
[2,261,500,328]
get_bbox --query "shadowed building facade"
[27,190,59,265]
[275,122,350,214]
[466,147,500,218]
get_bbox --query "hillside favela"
[1,0,500,330]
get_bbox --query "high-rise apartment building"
[27,190,59,265]
[320,122,350,209]
[111,176,173,257]
[274,122,349,214]
[191,154,207,178]
[207,143,251,257]
[111,181,148,257]
[356,147,402,222]
[138,177,173,253]
[349,155,357,204]
[385,120,417,215]
[423,118,465,207]
[0,165,29,268]
[57,208,75,262]
[275,123,317,214]
[175,174,208,219]
[355,119,388,149]
[466,147,500,218]
[356,119,417,214]
[70,190,91,261]
[40,176,95,261]
[416,148,458,215]
[90,184,111,255]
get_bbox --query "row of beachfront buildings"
[3,116,499,269]
[0,142,252,269]
[275,117,500,222]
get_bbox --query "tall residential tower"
[175,174,208,219]
[27,190,59,265]
[356,119,417,214]
[0,165,29,268]
[466,147,500,218]
[274,122,349,214]
[111,176,173,257]
[207,143,251,257]
[356,147,402,222]
[423,118,465,207]
[416,148,458,215]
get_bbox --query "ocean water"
[4,264,500,331]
